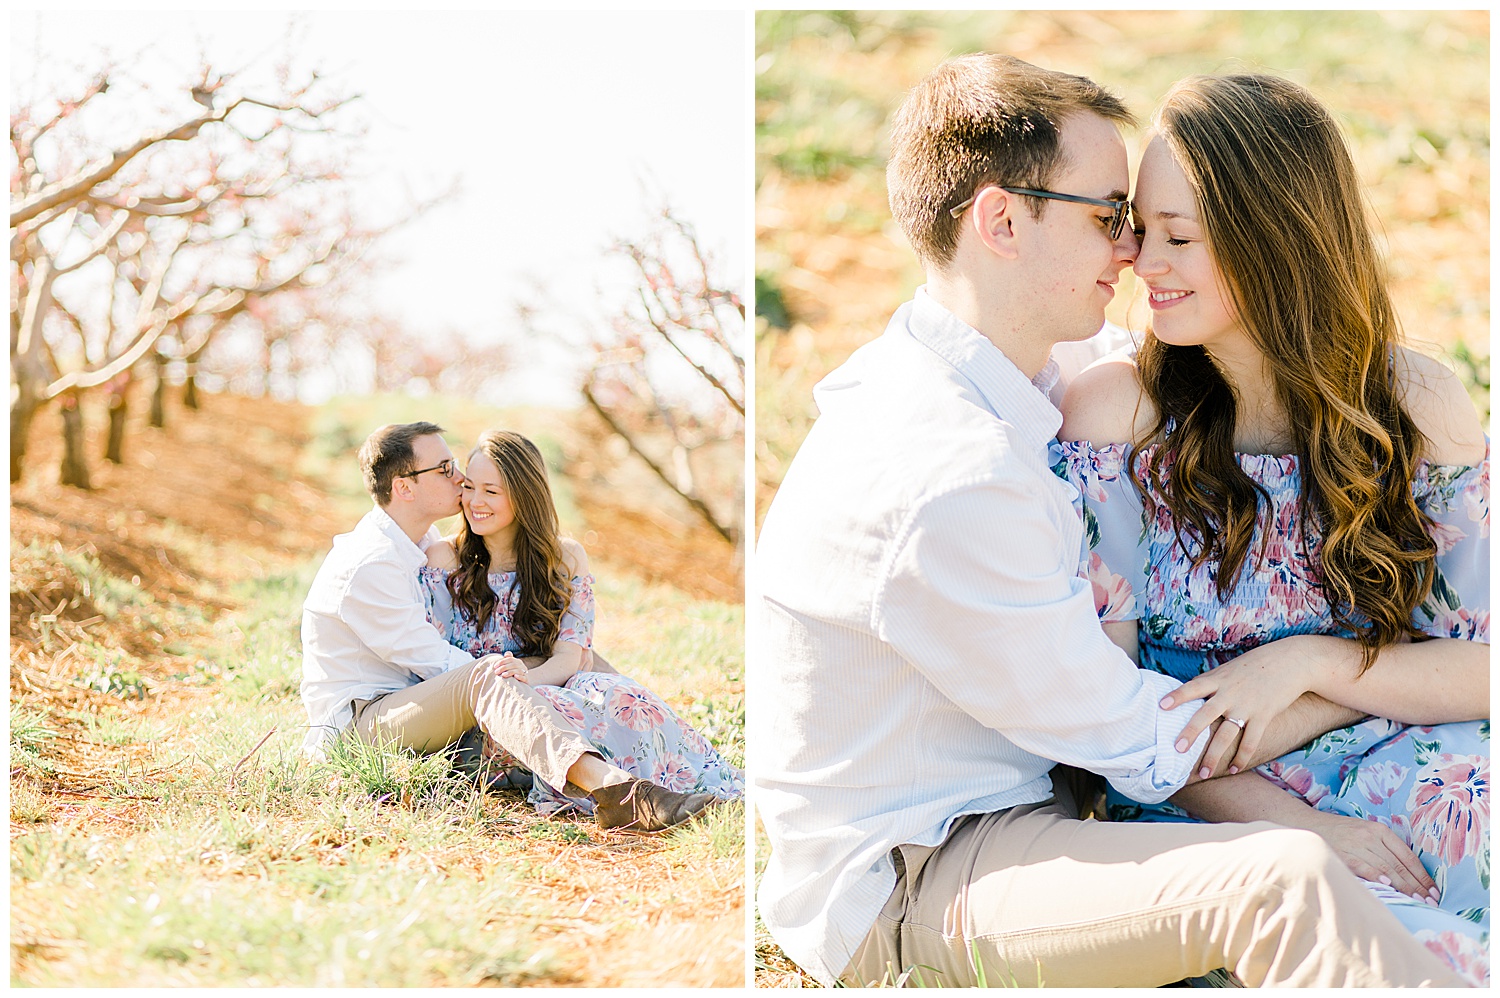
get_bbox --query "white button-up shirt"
[753,289,1210,985]
[299,506,473,757]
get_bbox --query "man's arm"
[339,555,472,679]
[876,478,1210,804]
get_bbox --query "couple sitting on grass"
[756,56,1487,987]
[299,422,742,833]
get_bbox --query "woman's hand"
[1163,636,1320,776]
[1304,809,1440,904]
[486,652,531,684]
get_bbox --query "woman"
[1056,74,1488,983]
[420,429,743,819]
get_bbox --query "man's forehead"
[1057,112,1130,195]
[412,433,452,458]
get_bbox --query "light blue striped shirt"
[753,289,1209,985]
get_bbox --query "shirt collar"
[364,505,430,568]
[907,287,1063,450]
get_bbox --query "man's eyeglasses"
[949,187,1132,241]
[398,459,459,480]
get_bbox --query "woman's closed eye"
[1135,225,1192,247]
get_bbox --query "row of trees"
[13,55,744,555]
[11,61,367,485]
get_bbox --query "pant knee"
[1252,826,1341,887]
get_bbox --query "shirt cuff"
[1107,671,1212,804]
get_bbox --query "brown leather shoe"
[591,778,717,833]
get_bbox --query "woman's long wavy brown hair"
[448,430,572,657]
[1137,74,1434,670]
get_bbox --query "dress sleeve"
[1053,440,1150,623]
[557,573,596,649]
[1412,442,1489,642]
[417,566,456,642]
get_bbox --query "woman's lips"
[1148,289,1192,310]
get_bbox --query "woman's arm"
[1105,621,1367,779]
[1296,634,1488,723]
[1171,771,1438,901]
[518,641,586,687]
[1163,633,1488,773]
[516,538,593,688]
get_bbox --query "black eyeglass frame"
[949,186,1132,240]
[398,459,458,480]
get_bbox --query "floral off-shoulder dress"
[1055,438,1490,986]
[419,566,743,817]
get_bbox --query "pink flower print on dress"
[1407,754,1488,867]
[536,686,587,727]
[680,724,710,755]
[1087,552,1136,621]
[1355,760,1408,806]
[608,684,667,732]
[651,753,697,792]
[588,721,610,745]
[1430,607,1489,642]
[1260,760,1330,807]
[1072,455,1119,503]
[1427,519,1467,557]
[1180,602,1261,651]
[1415,928,1490,988]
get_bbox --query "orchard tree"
[10,58,360,483]
[522,207,744,549]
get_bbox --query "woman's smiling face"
[1131,134,1247,354]
[460,450,515,538]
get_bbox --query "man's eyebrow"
[1104,188,1128,202]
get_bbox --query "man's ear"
[969,185,1021,261]
[389,475,415,504]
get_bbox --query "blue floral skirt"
[481,672,743,816]
[1108,718,1490,986]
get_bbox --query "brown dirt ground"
[10,392,744,987]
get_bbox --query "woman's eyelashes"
[1133,225,1191,247]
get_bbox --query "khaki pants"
[845,791,1464,988]
[351,659,595,793]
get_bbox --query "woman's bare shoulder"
[1058,355,1158,445]
[559,536,590,576]
[1394,346,1487,466]
[425,539,459,570]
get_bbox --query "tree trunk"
[105,388,128,464]
[183,365,199,410]
[59,393,92,489]
[149,352,167,428]
[11,379,39,483]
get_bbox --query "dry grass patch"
[12,394,745,988]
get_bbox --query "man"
[753,56,1462,987]
[300,420,715,832]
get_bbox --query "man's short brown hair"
[358,421,445,506]
[886,54,1134,268]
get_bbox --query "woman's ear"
[969,185,1021,260]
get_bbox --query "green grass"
[14,530,744,986]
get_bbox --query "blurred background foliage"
[754,10,1489,526]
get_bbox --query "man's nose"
[1114,224,1140,262]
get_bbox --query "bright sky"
[11,11,749,405]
